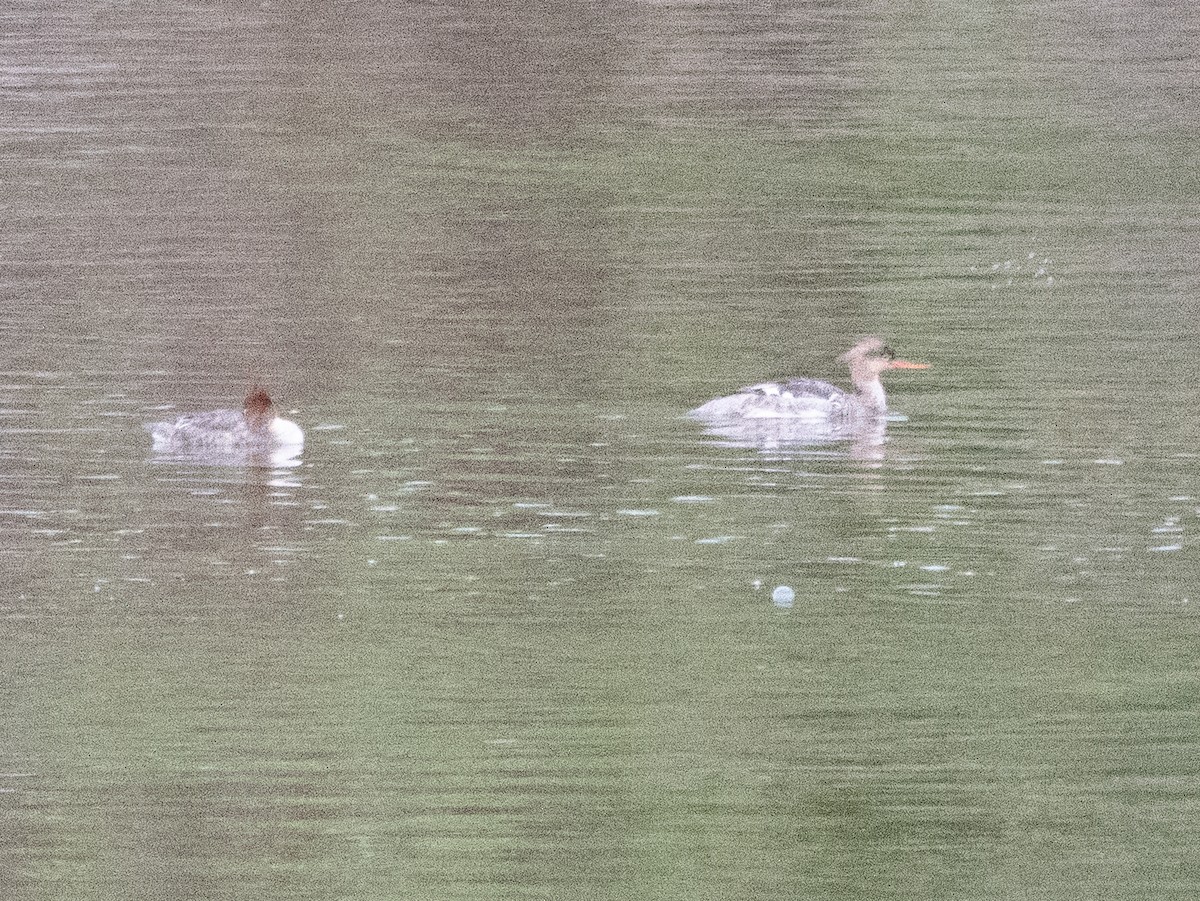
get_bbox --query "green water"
[3,2,1199,899]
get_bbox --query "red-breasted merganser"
[689,337,929,422]
[147,388,304,455]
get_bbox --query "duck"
[689,337,929,423]
[147,387,304,456]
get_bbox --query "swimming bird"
[147,387,304,458]
[689,337,929,423]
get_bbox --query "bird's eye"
[882,346,896,360]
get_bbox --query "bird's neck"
[854,378,887,412]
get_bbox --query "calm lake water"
[4,2,1199,899]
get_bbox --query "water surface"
[3,2,1199,899]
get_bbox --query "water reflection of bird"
[147,387,304,460]
[689,337,929,424]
